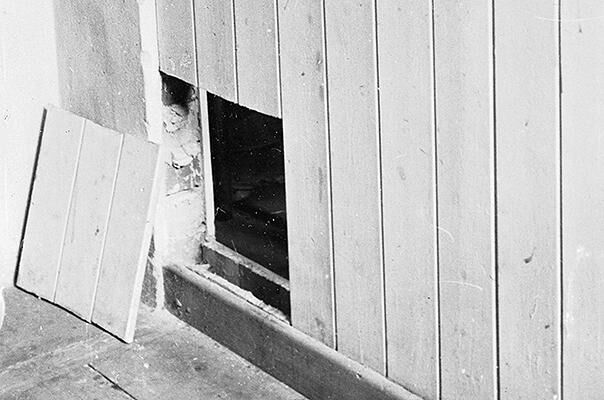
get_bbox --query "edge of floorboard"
[163,264,423,400]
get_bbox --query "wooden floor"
[0,287,307,400]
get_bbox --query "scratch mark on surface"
[442,280,484,292]
[437,226,455,242]
[86,364,138,399]
[535,15,604,22]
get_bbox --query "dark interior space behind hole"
[207,93,289,279]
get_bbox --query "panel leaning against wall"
[17,107,160,343]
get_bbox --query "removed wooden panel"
[54,122,122,320]
[156,0,197,85]
[324,1,384,372]
[279,0,334,347]
[433,1,497,398]
[377,1,438,397]
[495,1,561,398]
[17,107,84,301]
[92,134,160,342]
[561,1,604,396]
[234,0,281,117]
[195,0,237,102]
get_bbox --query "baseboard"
[201,240,290,315]
[163,264,423,400]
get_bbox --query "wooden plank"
[138,0,163,144]
[53,122,122,321]
[377,1,438,397]
[202,240,290,315]
[156,0,197,85]
[92,135,160,342]
[163,264,422,400]
[324,1,384,372]
[495,1,561,398]
[433,1,497,398]
[234,0,281,117]
[278,0,334,347]
[17,107,84,301]
[199,90,216,238]
[195,0,237,102]
[561,1,604,396]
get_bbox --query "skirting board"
[163,264,423,400]
[202,240,290,315]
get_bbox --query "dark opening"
[207,93,289,279]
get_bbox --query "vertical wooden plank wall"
[234,0,281,117]
[195,0,237,102]
[562,1,604,397]
[156,0,197,85]
[433,1,497,398]
[377,1,438,398]
[324,0,385,373]
[495,1,561,398]
[279,0,335,347]
[184,0,604,397]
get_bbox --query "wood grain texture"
[92,134,160,342]
[324,0,384,372]
[433,1,497,398]
[495,1,561,398]
[234,0,281,117]
[279,0,334,347]
[195,0,237,102]
[54,122,122,321]
[17,107,84,301]
[156,0,197,85]
[377,1,438,397]
[561,1,604,397]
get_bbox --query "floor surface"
[0,287,307,400]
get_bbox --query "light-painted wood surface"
[324,0,384,372]
[433,1,497,398]
[377,1,438,397]
[17,107,84,301]
[92,134,160,342]
[234,0,281,117]
[495,1,561,398]
[198,90,216,238]
[195,0,237,102]
[54,122,122,321]
[156,0,197,85]
[279,0,334,347]
[561,1,604,397]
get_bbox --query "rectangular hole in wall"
[207,93,289,279]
